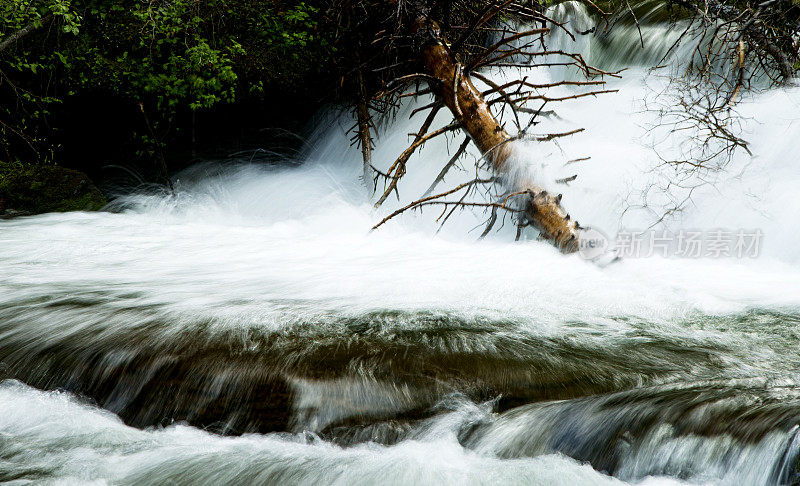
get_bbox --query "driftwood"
[344,1,620,252]
[416,19,581,252]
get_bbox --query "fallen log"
[418,20,581,252]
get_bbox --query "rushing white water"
[2,380,683,486]
[2,3,800,485]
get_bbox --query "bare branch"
[0,14,53,53]
[423,137,472,196]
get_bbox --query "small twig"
[532,128,584,142]
[565,156,591,165]
[423,137,471,196]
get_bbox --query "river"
[1,3,800,485]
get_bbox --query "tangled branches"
[636,73,753,222]
[616,0,797,218]
[645,75,751,172]
[665,0,799,87]
[332,0,616,247]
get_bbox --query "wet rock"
[0,162,106,217]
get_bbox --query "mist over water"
[2,3,800,484]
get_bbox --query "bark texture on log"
[419,22,581,252]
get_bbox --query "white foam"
[0,380,653,485]
[0,5,798,484]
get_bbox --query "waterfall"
[1,3,800,484]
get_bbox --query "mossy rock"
[0,162,107,217]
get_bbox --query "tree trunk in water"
[419,24,581,253]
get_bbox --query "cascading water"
[1,3,800,484]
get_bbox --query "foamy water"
[1,3,800,484]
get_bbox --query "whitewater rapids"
[2,3,800,485]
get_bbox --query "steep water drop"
[1,3,800,484]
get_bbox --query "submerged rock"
[0,162,106,217]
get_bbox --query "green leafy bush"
[0,0,329,164]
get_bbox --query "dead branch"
[466,28,550,71]
[532,128,584,141]
[565,156,591,164]
[356,67,374,186]
[374,108,461,207]
[372,179,527,231]
[423,136,471,196]
[0,14,53,53]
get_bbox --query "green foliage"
[0,0,330,164]
[0,0,83,162]
[99,0,244,112]
[268,3,321,53]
